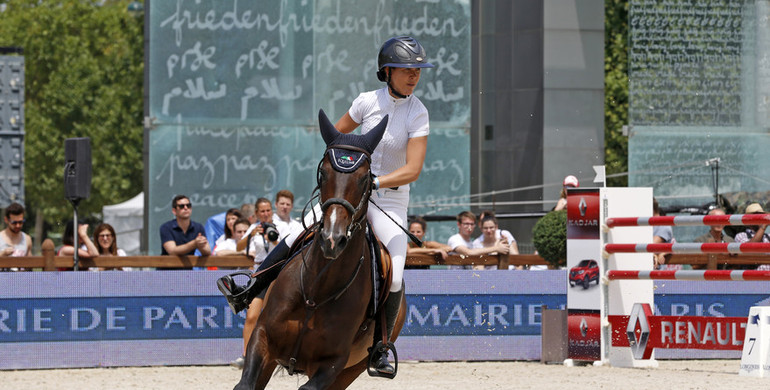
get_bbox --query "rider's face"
[388,67,421,96]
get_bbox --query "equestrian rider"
[218,35,433,377]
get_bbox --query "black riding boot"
[369,287,403,377]
[217,239,291,314]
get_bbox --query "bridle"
[316,144,374,238]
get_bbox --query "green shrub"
[532,210,567,268]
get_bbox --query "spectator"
[216,208,243,246]
[0,202,32,258]
[693,207,734,270]
[204,208,242,249]
[407,217,451,261]
[93,223,128,271]
[652,198,678,270]
[478,210,516,245]
[213,217,250,256]
[159,195,211,256]
[272,190,303,239]
[473,215,520,270]
[239,198,280,264]
[447,211,509,269]
[58,221,100,259]
[240,203,257,225]
[734,203,770,270]
[553,175,579,211]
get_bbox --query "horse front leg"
[234,327,275,390]
[298,356,348,390]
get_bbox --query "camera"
[262,222,280,242]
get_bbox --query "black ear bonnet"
[318,109,388,173]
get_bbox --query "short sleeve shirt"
[348,88,430,179]
[159,219,207,255]
[471,229,516,248]
[447,233,477,252]
[653,225,674,243]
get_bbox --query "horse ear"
[362,115,388,154]
[318,109,339,146]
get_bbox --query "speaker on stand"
[63,137,92,270]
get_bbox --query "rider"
[217,36,433,377]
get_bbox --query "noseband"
[317,144,373,237]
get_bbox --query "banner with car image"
[566,188,602,361]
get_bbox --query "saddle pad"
[327,148,368,173]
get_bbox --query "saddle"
[278,223,393,318]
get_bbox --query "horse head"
[316,109,388,259]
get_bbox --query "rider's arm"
[334,112,359,134]
[377,136,427,189]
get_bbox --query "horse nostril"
[337,236,347,249]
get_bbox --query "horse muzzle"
[320,228,348,259]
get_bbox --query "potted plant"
[532,210,567,269]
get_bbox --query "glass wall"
[147,1,471,253]
[628,0,770,239]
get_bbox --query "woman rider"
[218,35,433,377]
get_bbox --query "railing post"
[42,238,55,271]
[497,253,509,270]
[706,253,717,270]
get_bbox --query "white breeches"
[287,188,409,292]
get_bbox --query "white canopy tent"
[102,192,143,255]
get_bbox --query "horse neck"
[305,223,370,296]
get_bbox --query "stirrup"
[216,271,258,314]
[367,340,398,379]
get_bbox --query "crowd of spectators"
[4,190,770,273]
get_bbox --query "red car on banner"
[569,259,599,289]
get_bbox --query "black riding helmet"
[376,36,433,98]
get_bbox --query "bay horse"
[234,110,406,390]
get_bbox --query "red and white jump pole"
[605,214,770,228]
[607,269,770,281]
[603,205,770,373]
[604,242,770,254]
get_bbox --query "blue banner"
[1,270,766,368]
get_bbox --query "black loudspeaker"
[64,137,92,201]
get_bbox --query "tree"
[604,0,628,187]
[0,0,144,246]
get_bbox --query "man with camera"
[231,197,280,368]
